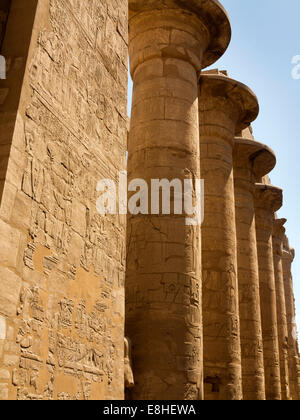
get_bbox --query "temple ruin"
[0,0,299,400]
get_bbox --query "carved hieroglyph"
[126,0,231,400]
[254,184,282,400]
[0,0,128,400]
[199,71,259,400]
[233,136,276,400]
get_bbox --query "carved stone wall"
[0,0,299,402]
[0,0,128,400]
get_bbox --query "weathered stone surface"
[124,337,134,396]
[0,267,22,317]
[282,241,300,400]
[0,0,299,401]
[0,0,128,400]
[0,315,6,340]
[0,383,8,400]
[199,71,258,400]
[126,0,231,401]
[0,368,10,380]
[272,218,291,400]
[0,219,21,269]
[254,184,282,400]
[233,136,276,400]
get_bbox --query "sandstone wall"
[0,0,128,400]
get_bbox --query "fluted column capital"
[199,72,259,137]
[233,137,276,178]
[272,218,287,257]
[273,218,287,239]
[233,137,276,192]
[254,184,283,213]
[129,0,231,77]
[282,247,295,263]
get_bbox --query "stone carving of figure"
[124,337,134,389]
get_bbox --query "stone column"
[282,241,300,399]
[233,137,276,400]
[126,1,231,400]
[254,184,282,400]
[273,219,291,399]
[199,71,259,400]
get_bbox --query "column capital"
[282,247,295,263]
[273,218,287,257]
[254,183,283,213]
[233,137,276,180]
[273,218,287,239]
[129,0,231,76]
[199,72,259,134]
[282,235,295,262]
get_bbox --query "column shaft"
[199,74,259,400]
[255,185,282,400]
[282,246,300,399]
[128,47,201,403]
[126,1,232,399]
[233,139,271,400]
[201,129,239,400]
[273,220,290,399]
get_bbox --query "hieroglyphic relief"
[12,280,121,400]
[0,0,127,400]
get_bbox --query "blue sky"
[127,0,300,329]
